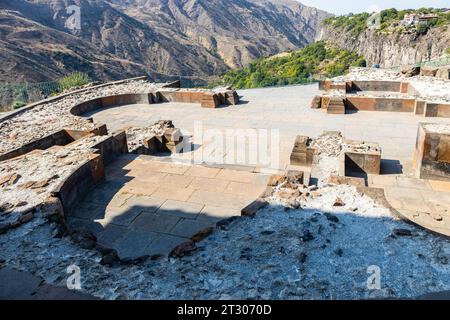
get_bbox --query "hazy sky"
[299,0,449,15]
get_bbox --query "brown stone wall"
[351,81,402,92]
[52,154,105,217]
[345,97,415,112]
[425,103,450,118]
[70,93,153,116]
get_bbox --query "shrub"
[416,23,428,35]
[58,72,91,92]
[212,41,366,89]
[12,101,27,109]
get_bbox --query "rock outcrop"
[317,24,450,68]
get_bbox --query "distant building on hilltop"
[402,13,438,26]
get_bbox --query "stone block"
[157,200,203,219]
[345,97,376,111]
[198,206,240,222]
[318,80,331,91]
[415,100,426,115]
[343,140,381,175]
[327,175,365,187]
[290,135,316,167]
[437,135,450,163]
[425,103,450,118]
[241,198,268,217]
[401,66,420,77]
[400,82,409,93]
[201,93,220,108]
[170,219,215,239]
[286,170,304,184]
[414,123,450,182]
[163,128,182,143]
[326,96,346,114]
[225,90,240,105]
[329,82,346,91]
[311,95,322,109]
[321,96,330,109]
[131,212,180,234]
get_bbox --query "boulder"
[420,67,439,77]
[170,240,197,258]
[436,67,450,80]
[400,66,420,77]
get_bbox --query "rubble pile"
[310,131,343,157]
[125,120,175,152]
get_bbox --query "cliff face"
[317,24,450,68]
[109,0,332,69]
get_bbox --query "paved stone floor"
[88,84,450,170]
[371,173,450,236]
[83,84,450,241]
[69,154,270,260]
[0,267,94,300]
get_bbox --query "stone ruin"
[312,68,450,117]
[0,77,240,243]
[290,131,381,182]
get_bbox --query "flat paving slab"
[69,155,268,260]
[88,84,450,170]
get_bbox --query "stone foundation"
[0,125,107,162]
[315,79,450,118]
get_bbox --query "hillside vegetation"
[323,8,450,36]
[211,41,366,89]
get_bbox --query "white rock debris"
[0,80,165,155]
[423,123,450,134]
[0,135,109,225]
[1,194,450,300]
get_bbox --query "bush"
[12,101,27,109]
[416,23,428,35]
[213,41,366,89]
[58,72,91,92]
[446,48,450,55]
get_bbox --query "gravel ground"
[2,125,449,300]
[1,192,449,300]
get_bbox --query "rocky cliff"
[317,24,450,68]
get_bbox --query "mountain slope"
[0,0,330,84]
[109,0,331,68]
